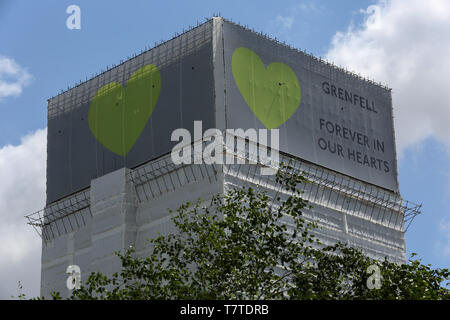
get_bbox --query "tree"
[48,165,448,300]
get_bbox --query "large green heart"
[232,47,301,129]
[88,64,161,157]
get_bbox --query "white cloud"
[325,0,450,155]
[273,15,295,31]
[269,1,321,34]
[0,128,46,299]
[0,55,32,101]
[297,2,320,14]
[438,218,450,257]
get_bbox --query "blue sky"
[1,0,449,298]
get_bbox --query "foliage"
[43,165,449,300]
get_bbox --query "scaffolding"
[47,16,390,121]
[127,150,220,203]
[222,139,421,232]
[26,140,421,241]
[25,189,91,241]
[47,20,213,120]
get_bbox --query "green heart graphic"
[232,47,301,129]
[88,64,161,157]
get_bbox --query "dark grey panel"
[46,22,215,204]
[222,21,398,192]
